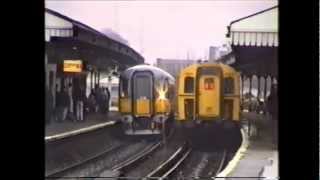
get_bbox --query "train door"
[223,77,235,120]
[197,67,222,118]
[133,71,153,117]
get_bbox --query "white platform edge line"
[45,121,116,142]
[215,128,250,179]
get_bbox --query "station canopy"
[45,8,144,72]
[226,6,278,78]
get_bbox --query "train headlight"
[157,88,167,100]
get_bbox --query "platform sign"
[63,60,82,73]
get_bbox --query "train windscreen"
[133,72,153,100]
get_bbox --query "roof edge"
[226,5,278,38]
[45,8,144,61]
[230,5,278,26]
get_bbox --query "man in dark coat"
[105,87,110,115]
[74,85,86,121]
[57,86,70,122]
[45,86,53,125]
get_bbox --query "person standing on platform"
[54,84,60,122]
[88,89,96,113]
[101,88,107,114]
[67,83,74,121]
[267,83,278,147]
[75,85,86,121]
[96,86,104,114]
[59,86,70,122]
[45,86,53,125]
[80,86,87,120]
[105,87,110,115]
[94,85,101,113]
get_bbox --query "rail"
[45,144,121,178]
[213,150,228,179]
[111,141,162,172]
[145,141,191,180]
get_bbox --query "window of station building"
[184,77,194,93]
[224,77,234,94]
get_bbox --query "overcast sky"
[46,0,277,64]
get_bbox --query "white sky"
[46,0,278,64]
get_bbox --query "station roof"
[227,6,278,47]
[225,6,278,77]
[45,8,144,71]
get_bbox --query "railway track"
[45,140,154,179]
[169,149,228,180]
[212,150,228,178]
[111,141,162,173]
[46,144,123,178]
[46,127,231,180]
[144,141,192,180]
[45,123,123,176]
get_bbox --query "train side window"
[184,77,194,93]
[224,77,234,94]
[120,76,129,97]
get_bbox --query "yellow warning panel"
[120,98,131,113]
[136,99,150,116]
[156,99,170,113]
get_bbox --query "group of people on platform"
[242,83,278,145]
[45,83,111,124]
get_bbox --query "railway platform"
[219,112,278,180]
[45,111,120,141]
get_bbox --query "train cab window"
[184,77,194,93]
[134,75,152,100]
[204,78,214,90]
[224,77,234,94]
[120,76,129,97]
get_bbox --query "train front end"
[119,66,172,136]
[175,63,242,151]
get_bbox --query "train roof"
[121,64,175,81]
[180,63,238,76]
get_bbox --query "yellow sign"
[63,60,82,73]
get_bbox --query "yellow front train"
[119,65,175,135]
[176,63,240,127]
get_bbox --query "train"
[118,65,176,135]
[175,63,242,150]
[176,63,240,128]
[118,63,242,150]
